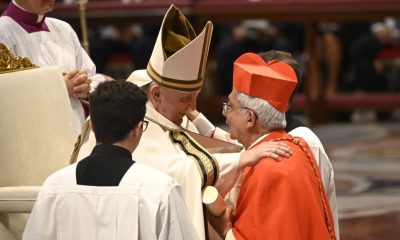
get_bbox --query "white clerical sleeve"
[22,192,57,240]
[158,185,199,240]
[191,113,215,137]
[89,73,106,91]
[68,23,104,90]
[320,150,340,239]
[70,23,94,75]
[77,46,105,90]
[192,113,239,144]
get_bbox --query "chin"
[42,6,54,14]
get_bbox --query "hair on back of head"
[89,81,147,144]
[237,92,286,130]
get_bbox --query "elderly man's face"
[224,90,248,142]
[157,86,199,126]
[17,0,55,15]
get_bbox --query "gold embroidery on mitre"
[0,43,36,73]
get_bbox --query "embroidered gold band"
[69,119,91,164]
[170,130,219,188]
[146,63,203,92]
[146,116,219,189]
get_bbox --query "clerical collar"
[248,133,270,150]
[2,1,49,33]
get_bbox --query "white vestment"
[77,102,241,240]
[0,16,103,135]
[23,162,198,240]
[194,114,340,239]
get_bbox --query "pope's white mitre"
[127,4,213,92]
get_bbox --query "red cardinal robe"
[232,130,336,240]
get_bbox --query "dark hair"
[89,81,147,144]
[258,50,303,103]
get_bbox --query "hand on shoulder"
[239,141,292,169]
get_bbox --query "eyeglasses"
[222,102,241,116]
[142,120,149,132]
[222,102,258,119]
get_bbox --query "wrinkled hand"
[208,206,233,239]
[239,141,292,169]
[64,69,91,99]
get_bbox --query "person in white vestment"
[0,0,105,135]
[75,5,291,240]
[186,50,340,239]
[23,80,198,240]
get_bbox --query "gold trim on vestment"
[145,116,219,189]
[0,43,36,74]
[69,118,91,164]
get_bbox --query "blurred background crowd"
[42,0,400,125]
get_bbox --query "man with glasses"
[222,102,258,119]
[23,81,198,239]
[189,50,339,238]
[215,53,336,240]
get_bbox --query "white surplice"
[23,162,198,240]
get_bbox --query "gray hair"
[236,92,286,130]
[139,81,157,96]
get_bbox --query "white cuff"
[192,113,215,137]
[89,73,106,92]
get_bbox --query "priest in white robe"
[0,0,105,135]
